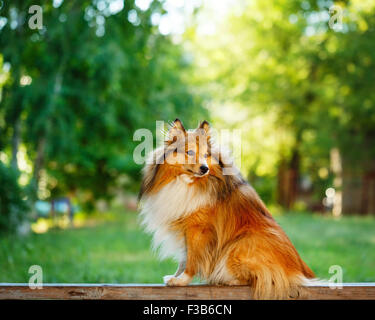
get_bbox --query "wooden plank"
[0,283,374,300]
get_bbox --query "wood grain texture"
[0,283,374,300]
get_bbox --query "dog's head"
[139,119,242,200]
[163,119,217,178]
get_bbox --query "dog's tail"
[250,270,300,300]
[250,268,324,300]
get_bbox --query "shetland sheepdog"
[139,119,315,299]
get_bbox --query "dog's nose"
[200,165,209,174]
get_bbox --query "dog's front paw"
[163,273,191,286]
[163,275,175,284]
[165,276,187,286]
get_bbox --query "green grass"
[276,213,375,282]
[0,210,374,283]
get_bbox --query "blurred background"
[0,0,374,283]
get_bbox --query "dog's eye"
[187,150,195,156]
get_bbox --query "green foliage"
[1,0,374,219]
[0,1,207,209]
[0,162,29,234]
[190,0,375,205]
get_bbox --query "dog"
[139,119,315,299]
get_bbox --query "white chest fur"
[139,174,212,261]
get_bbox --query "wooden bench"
[0,283,374,300]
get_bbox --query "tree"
[190,0,375,214]
[0,0,207,214]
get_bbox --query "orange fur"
[139,119,315,299]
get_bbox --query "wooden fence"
[0,283,374,300]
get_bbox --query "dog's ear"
[167,118,186,143]
[198,120,210,134]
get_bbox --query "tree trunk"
[33,136,46,188]
[277,148,300,209]
[340,156,375,215]
[360,169,375,215]
[32,67,64,196]
[330,148,342,216]
[10,118,21,170]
